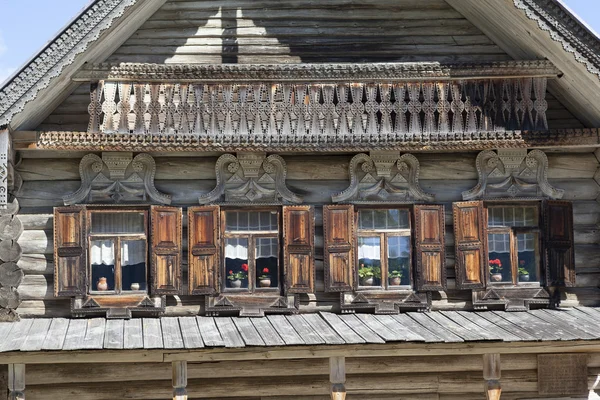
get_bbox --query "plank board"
[528,309,593,341]
[143,318,164,349]
[475,312,538,342]
[266,315,304,346]
[301,314,344,345]
[493,312,563,341]
[338,314,385,344]
[553,309,600,338]
[370,314,426,342]
[178,317,204,349]
[406,313,463,343]
[103,319,124,350]
[320,312,365,344]
[251,317,286,346]
[438,311,500,341]
[196,316,224,347]
[41,318,69,350]
[0,319,33,352]
[123,318,144,349]
[286,315,326,345]
[161,317,185,349]
[389,314,444,343]
[19,318,52,351]
[81,318,106,349]
[215,317,245,348]
[455,311,523,342]
[232,318,265,346]
[62,319,88,351]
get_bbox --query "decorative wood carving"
[63,152,171,205]
[537,354,588,396]
[205,294,298,317]
[463,149,564,200]
[36,128,600,152]
[340,291,429,314]
[472,287,550,311]
[71,295,165,318]
[87,78,551,141]
[199,152,302,204]
[333,152,433,203]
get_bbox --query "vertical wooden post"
[483,354,501,400]
[8,364,25,400]
[0,129,10,209]
[172,361,187,400]
[330,356,346,400]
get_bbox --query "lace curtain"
[225,238,278,259]
[91,240,146,265]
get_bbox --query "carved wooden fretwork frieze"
[472,287,550,312]
[86,78,551,141]
[71,295,165,318]
[340,292,430,314]
[333,151,433,203]
[205,295,298,317]
[462,149,564,200]
[199,152,301,205]
[63,152,171,205]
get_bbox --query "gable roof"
[1,0,600,130]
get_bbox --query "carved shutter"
[453,201,487,290]
[544,201,575,287]
[414,204,446,291]
[323,205,355,292]
[151,206,182,295]
[188,206,220,295]
[53,206,86,297]
[283,206,315,294]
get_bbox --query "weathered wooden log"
[0,262,24,288]
[0,198,19,216]
[0,240,23,263]
[0,286,21,309]
[17,275,53,300]
[0,216,24,240]
[17,214,52,230]
[17,254,53,274]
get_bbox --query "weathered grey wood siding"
[14,151,600,317]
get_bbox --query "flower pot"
[97,277,108,291]
[259,278,271,288]
[519,274,530,282]
[230,279,242,288]
[361,277,374,286]
[490,273,503,282]
[389,277,401,286]
[130,282,140,291]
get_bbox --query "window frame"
[354,206,413,291]
[86,208,149,296]
[484,202,542,287]
[220,207,282,294]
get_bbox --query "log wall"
[13,150,600,317]
[16,353,600,399]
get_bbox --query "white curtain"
[388,237,409,259]
[358,237,381,260]
[256,238,278,259]
[122,240,146,266]
[225,238,249,259]
[91,240,146,265]
[91,240,115,265]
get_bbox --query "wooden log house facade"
[1,0,600,398]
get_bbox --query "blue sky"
[0,0,599,85]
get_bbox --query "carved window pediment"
[333,151,433,203]
[63,152,170,205]
[199,152,302,205]
[462,149,564,200]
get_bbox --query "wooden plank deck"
[2,308,600,353]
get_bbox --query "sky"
[0,0,599,86]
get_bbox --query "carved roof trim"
[32,129,599,152]
[74,60,561,83]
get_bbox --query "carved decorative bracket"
[462,149,564,200]
[340,292,429,314]
[199,152,302,204]
[72,295,165,318]
[205,294,298,317]
[333,151,433,203]
[472,287,550,312]
[63,152,171,205]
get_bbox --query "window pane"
[256,238,278,288]
[225,238,249,289]
[387,236,411,286]
[91,212,145,234]
[487,207,538,227]
[487,234,512,283]
[121,240,147,291]
[358,237,381,287]
[91,239,115,291]
[225,211,277,232]
[358,209,409,230]
[517,233,539,282]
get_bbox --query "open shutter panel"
[414,204,446,291]
[151,206,183,295]
[53,206,87,297]
[453,201,487,290]
[283,206,315,294]
[544,200,575,287]
[323,205,355,292]
[188,206,220,295]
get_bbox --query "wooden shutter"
[453,201,486,290]
[323,205,355,292]
[151,206,182,295]
[283,206,315,294]
[53,206,86,297]
[414,204,446,291]
[188,206,220,295]
[544,201,575,287]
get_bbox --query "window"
[487,205,540,285]
[357,209,411,289]
[88,210,148,294]
[223,210,281,292]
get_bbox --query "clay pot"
[519,274,530,282]
[361,277,374,286]
[389,277,401,286]
[490,273,503,282]
[230,279,242,289]
[97,277,108,291]
[130,282,140,291]
[259,278,271,288]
